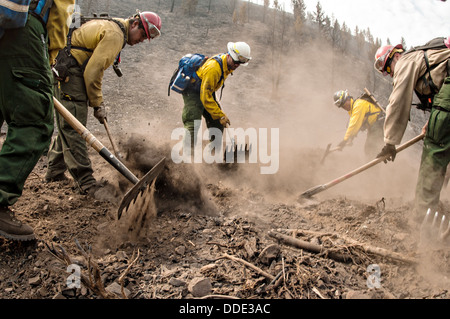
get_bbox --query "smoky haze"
[95,0,428,210]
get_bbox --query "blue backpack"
[168,53,224,96]
[0,0,53,39]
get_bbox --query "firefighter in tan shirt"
[45,11,162,196]
[374,38,450,220]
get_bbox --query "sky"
[249,0,449,48]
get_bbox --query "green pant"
[0,15,54,206]
[414,76,450,215]
[365,118,384,159]
[182,91,223,152]
[46,64,96,191]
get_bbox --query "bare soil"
[1,0,450,303]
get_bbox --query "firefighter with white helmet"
[227,41,252,66]
[181,41,252,152]
[45,10,162,197]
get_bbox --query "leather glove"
[93,104,106,124]
[377,143,396,163]
[220,115,231,127]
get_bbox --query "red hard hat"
[137,11,161,41]
[374,44,403,75]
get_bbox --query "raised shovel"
[53,97,165,220]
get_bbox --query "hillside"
[1,0,449,307]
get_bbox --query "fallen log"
[268,230,351,263]
[275,228,418,265]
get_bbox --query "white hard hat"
[227,41,252,66]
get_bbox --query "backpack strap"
[423,51,440,94]
[66,18,127,71]
[212,55,225,100]
[29,0,53,25]
[354,98,384,131]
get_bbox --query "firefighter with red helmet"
[45,10,162,197]
[374,40,450,221]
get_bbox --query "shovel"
[53,97,165,220]
[299,133,425,199]
[320,143,341,164]
[364,88,386,114]
[103,118,124,160]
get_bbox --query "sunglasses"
[374,50,396,76]
[230,52,250,64]
[141,16,161,39]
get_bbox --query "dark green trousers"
[182,91,223,152]
[0,15,54,206]
[414,76,450,215]
[365,118,384,159]
[46,65,96,191]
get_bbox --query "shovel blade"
[117,157,165,220]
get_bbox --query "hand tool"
[299,133,425,199]
[53,97,165,219]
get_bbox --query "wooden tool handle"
[53,97,139,184]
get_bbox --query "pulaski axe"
[53,97,165,220]
[299,133,425,199]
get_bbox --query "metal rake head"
[420,208,450,242]
[117,157,165,220]
[224,142,252,163]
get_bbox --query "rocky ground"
[1,0,450,308]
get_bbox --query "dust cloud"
[114,32,424,211]
[101,14,426,228]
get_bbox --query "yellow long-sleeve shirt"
[70,18,129,107]
[196,54,233,120]
[46,0,76,63]
[343,98,382,142]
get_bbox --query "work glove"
[377,143,396,163]
[220,115,231,127]
[93,104,107,124]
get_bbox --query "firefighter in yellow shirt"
[181,42,252,153]
[333,90,385,159]
[45,11,162,196]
